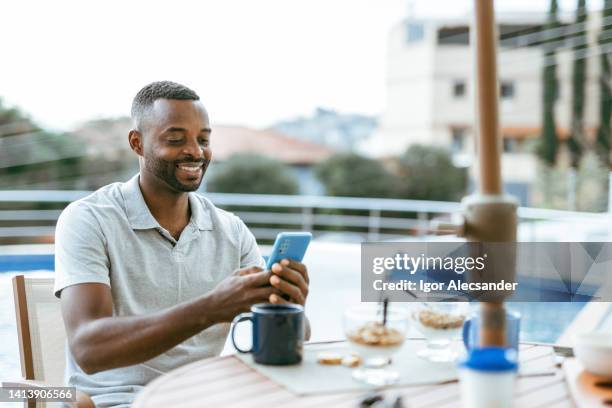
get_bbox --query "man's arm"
[61,267,276,374]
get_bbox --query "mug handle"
[231,312,253,353]
[462,318,472,350]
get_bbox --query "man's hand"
[205,266,280,324]
[268,259,309,306]
[268,259,311,339]
[60,266,281,374]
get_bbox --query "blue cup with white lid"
[458,348,518,408]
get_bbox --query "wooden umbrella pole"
[471,0,510,347]
[474,0,502,195]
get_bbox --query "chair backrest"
[12,275,65,387]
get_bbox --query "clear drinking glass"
[344,304,409,386]
[412,302,468,363]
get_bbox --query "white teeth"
[177,163,202,173]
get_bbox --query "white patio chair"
[3,275,93,408]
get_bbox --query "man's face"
[138,99,212,192]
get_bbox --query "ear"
[128,129,144,156]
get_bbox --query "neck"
[138,172,190,230]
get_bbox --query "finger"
[248,287,282,302]
[271,263,308,294]
[243,270,272,287]
[269,275,305,305]
[269,294,292,305]
[281,259,309,284]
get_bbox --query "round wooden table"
[133,339,572,408]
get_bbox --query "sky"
[0,0,605,131]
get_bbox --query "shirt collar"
[188,192,214,231]
[121,174,213,231]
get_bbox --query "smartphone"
[265,232,312,270]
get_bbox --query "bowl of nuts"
[344,304,409,386]
[412,303,468,363]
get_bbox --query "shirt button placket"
[173,244,184,301]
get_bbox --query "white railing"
[0,190,610,242]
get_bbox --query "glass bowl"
[412,302,468,362]
[344,304,409,385]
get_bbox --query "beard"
[145,154,208,192]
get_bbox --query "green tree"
[0,98,83,189]
[395,145,467,201]
[314,153,399,198]
[595,0,612,168]
[568,0,588,168]
[207,154,299,195]
[537,0,561,165]
[0,98,29,126]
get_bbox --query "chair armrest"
[2,378,50,388]
[2,379,95,408]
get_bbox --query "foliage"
[568,0,588,168]
[533,162,569,209]
[596,0,612,169]
[576,152,609,211]
[314,153,400,198]
[0,99,30,126]
[207,154,299,195]
[394,145,467,201]
[0,98,84,189]
[533,152,608,211]
[536,0,561,165]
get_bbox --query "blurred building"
[272,107,377,151]
[366,12,605,205]
[204,125,335,195]
[72,119,334,194]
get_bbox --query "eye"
[199,138,210,146]
[167,139,183,145]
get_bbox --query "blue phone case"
[266,232,312,270]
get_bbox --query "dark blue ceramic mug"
[231,303,304,365]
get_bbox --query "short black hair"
[131,81,200,128]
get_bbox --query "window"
[502,137,522,153]
[451,128,466,152]
[499,24,544,48]
[406,22,425,43]
[438,26,470,45]
[453,80,466,98]
[501,81,515,99]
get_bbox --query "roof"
[449,125,599,140]
[210,125,336,165]
[71,119,335,165]
[500,126,598,140]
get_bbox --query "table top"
[133,339,572,408]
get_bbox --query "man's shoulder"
[190,193,239,220]
[59,182,126,221]
[190,193,245,231]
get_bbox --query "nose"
[182,137,204,159]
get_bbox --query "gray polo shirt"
[54,174,265,407]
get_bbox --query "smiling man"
[53,81,310,408]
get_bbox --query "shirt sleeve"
[54,201,111,298]
[236,217,266,269]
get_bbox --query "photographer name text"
[372,279,518,292]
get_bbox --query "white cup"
[458,348,518,408]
